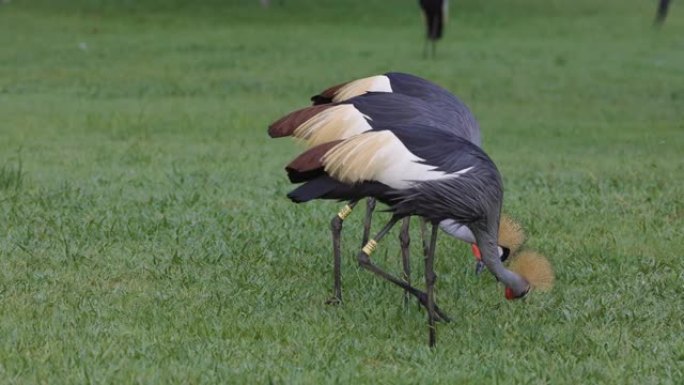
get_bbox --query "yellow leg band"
[337,204,353,220]
[362,239,378,256]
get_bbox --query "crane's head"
[504,250,555,300]
[472,214,526,273]
[470,225,554,301]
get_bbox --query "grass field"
[1,0,683,383]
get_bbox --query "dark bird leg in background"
[357,215,451,323]
[326,200,359,304]
[424,221,440,347]
[399,217,412,307]
[655,0,672,25]
[422,35,437,59]
[423,15,440,59]
[431,34,437,59]
[430,6,442,59]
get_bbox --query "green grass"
[1,0,683,383]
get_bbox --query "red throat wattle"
[471,244,482,261]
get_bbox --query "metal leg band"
[362,239,378,255]
[337,204,353,220]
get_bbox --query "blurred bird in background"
[654,0,672,25]
[419,0,448,58]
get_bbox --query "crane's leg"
[399,217,411,308]
[419,218,430,257]
[425,221,440,347]
[417,217,430,309]
[326,200,359,305]
[423,38,429,59]
[361,198,376,247]
[357,216,451,323]
[431,40,437,59]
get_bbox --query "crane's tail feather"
[509,250,555,292]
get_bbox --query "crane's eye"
[500,247,510,262]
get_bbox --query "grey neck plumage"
[439,219,505,257]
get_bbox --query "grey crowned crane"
[419,0,448,58]
[284,124,554,346]
[269,72,524,304]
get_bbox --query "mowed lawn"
[0,0,683,383]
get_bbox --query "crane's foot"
[429,326,436,348]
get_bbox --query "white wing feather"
[322,130,473,189]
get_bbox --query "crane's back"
[385,72,482,146]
